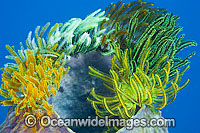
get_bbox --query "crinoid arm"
[87,0,197,132]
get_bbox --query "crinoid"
[0,45,69,131]
[25,9,108,56]
[0,0,197,132]
[87,0,197,131]
[0,9,108,132]
[98,0,167,55]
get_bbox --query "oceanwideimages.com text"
[25,115,176,130]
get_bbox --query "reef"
[0,0,197,132]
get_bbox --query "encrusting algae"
[0,0,197,132]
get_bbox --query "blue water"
[0,0,199,132]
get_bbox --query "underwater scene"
[0,0,199,132]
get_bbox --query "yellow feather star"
[88,48,190,119]
[0,47,69,118]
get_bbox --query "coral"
[117,105,168,133]
[0,107,73,133]
[50,51,113,132]
[0,0,197,132]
